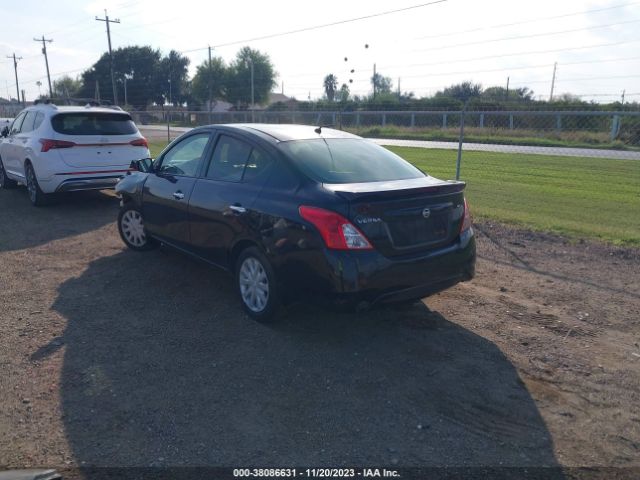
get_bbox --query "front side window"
[10,112,26,135]
[51,112,138,135]
[20,112,38,133]
[157,133,210,177]
[279,138,425,184]
[207,135,251,182]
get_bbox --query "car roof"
[22,104,130,116]
[195,123,360,143]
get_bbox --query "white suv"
[0,103,150,206]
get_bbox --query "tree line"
[49,44,635,112]
[52,45,276,110]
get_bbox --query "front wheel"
[118,205,158,251]
[235,247,281,322]
[0,159,17,189]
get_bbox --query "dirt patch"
[0,187,638,472]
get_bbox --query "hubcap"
[26,167,37,203]
[120,210,147,247]
[239,257,269,313]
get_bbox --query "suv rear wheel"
[25,162,51,206]
[235,247,281,322]
[0,158,17,189]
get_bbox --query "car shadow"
[0,188,117,252]
[49,247,562,470]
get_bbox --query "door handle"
[229,204,247,214]
[173,191,185,200]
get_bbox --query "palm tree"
[323,74,338,102]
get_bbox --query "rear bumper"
[54,175,123,192]
[288,229,476,308]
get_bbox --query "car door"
[2,112,27,176]
[14,111,37,175]
[142,131,214,249]
[188,133,275,267]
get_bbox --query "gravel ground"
[0,186,638,475]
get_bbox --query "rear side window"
[279,138,424,184]
[207,135,252,182]
[33,112,45,130]
[51,112,138,135]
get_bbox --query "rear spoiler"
[324,178,466,201]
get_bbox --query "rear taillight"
[460,197,472,233]
[39,139,75,152]
[130,137,149,148]
[299,206,373,250]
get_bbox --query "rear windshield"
[279,138,425,184]
[51,112,138,136]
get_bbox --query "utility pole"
[95,10,120,105]
[373,63,377,100]
[123,75,128,106]
[6,53,22,103]
[207,45,212,123]
[34,36,53,98]
[549,62,557,102]
[621,89,626,106]
[506,76,510,99]
[398,77,401,99]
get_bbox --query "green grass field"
[149,141,640,246]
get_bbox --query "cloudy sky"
[0,0,638,103]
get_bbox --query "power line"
[416,1,640,40]
[179,0,448,53]
[411,19,640,53]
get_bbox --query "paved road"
[139,125,640,160]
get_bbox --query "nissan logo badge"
[422,208,431,219]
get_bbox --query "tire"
[117,205,158,251]
[25,162,51,206]
[0,158,18,189]
[235,246,281,322]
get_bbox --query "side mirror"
[1,126,8,138]
[129,157,154,173]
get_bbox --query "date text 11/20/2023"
[233,468,400,478]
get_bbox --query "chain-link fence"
[136,107,640,244]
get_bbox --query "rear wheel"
[25,162,51,206]
[0,158,17,189]
[235,247,281,322]
[118,205,158,251]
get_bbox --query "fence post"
[479,113,484,129]
[442,113,447,129]
[610,115,620,141]
[456,101,468,181]
[332,112,336,125]
[382,113,386,127]
[509,114,514,129]
[166,109,170,144]
[410,113,415,128]
[356,113,360,127]
[555,114,562,131]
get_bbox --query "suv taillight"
[299,206,373,250]
[460,197,472,233]
[130,137,148,148]
[39,139,75,152]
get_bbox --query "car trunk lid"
[326,177,466,257]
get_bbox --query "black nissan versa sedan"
[116,124,475,321]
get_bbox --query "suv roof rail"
[33,98,57,108]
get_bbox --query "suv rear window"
[280,138,425,184]
[51,112,138,136]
